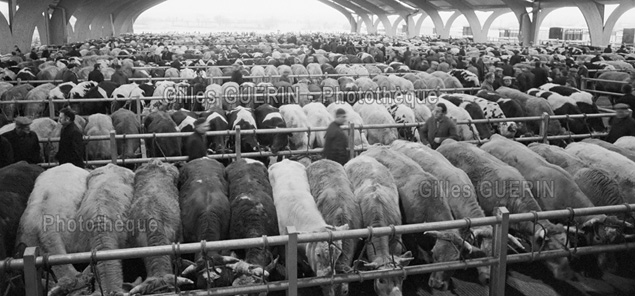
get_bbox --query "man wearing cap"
[502,76,518,89]
[88,63,104,83]
[323,108,349,166]
[56,108,85,168]
[493,67,504,89]
[185,118,209,161]
[481,73,496,92]
[3,117,42,164]
[606,103,635,143]
[62,63,79,84]
[0,133,14,168]
[616,85,635,118]
[110,64,129,86]
[419,103,459,149]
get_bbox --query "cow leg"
[39,234,89,296]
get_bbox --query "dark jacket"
[88,69,105,83]
[56,123,85,168]
[185,132,207,161]
[510,54,522,66]
[531,67,549,88]
[110,70,129,86]
[606,116,635,143]
[62,70,78,84]
[616,94,635,118]
[3,129,42,164]
[322,121,349,166]
[418,115,459,149]
[0,135,13,168]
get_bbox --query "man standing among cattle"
[185,118,209,161]
[418,103,459,149]
[3,117,42,164]
[322,108,349,165]
[606,103,635,143]
[0,134,13,168]
[56,108,85,168]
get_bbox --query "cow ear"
[397,251,414,267]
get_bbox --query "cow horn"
[177,276,194,286]
[624,234,635,241]
[605,216,634,228]
[423,231,441,238]
[182,264,197,276]
[265,256,280,272]
[581,217,603,229]
[507,234,526,251]
[566,226,585,235]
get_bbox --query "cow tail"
[142,219,176,277]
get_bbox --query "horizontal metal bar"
[3,204,633,272]
[582,77,631,84]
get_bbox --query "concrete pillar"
[330,0,375,34]
[409,0,448,38]
[350,0,394,36]
[0,12,13,53]
[437,11,461,39]
[414,12,428,36]
[392,16,405,36]
[49,0,86,45]
[8,0,16,30]
[602,2,635,45]
[406,14,416,38]
[11,0,55,54]
[35,10,51,45]
[577,0,635,47]
[480,10,508,41]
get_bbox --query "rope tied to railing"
[565,207,579,259]
[90,249,104,296]
[200,240,211,293]
[3,257,19,296]
[327,229,337,287]
[531,211,539,262]
[172,242,182,294]
[353,226,376,274]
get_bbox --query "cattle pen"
[2,205,635,296]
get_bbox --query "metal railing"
[3,204,635,296]
[23,112,613,168]
[580,76,629,98]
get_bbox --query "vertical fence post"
[24,246,42,296]
[135,96,142,124]
[286,226,298,296]
[489,207,510,296]
[580,76,586,92]
[109,130,117,164]
[539,112,550,143]
[48,98,55,119]
[348,122,355,160]
[235,126,242,161]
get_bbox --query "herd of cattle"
[0,54,614,165]
[3,133,635,296]
[2,35,635,295]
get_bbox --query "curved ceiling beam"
[407,0,445,38]
[349,0,395,36]
[0,11,12,53]
[603,2,635,45]
[414,12,428,35]
[480,9,510,41]
[443,0,487,42]
[316,0,357,33]
[112,0,162,35]
[330,0,375,34]
[12,0,56,53]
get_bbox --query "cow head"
[422,230,486,290]
[532,223,575,281]
[304,224,349,282]
[354,252,413,296]
[498,121,518,138]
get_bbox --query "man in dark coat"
[88,63,104,83]
[531,61,549,88]
[0,134,13,168]
[56,108,85,168]
[185,118,208,161]
[509,51,522,66]
[606,103,635,143]
[418,103,459,149]
[110,64,129,86]
[62,63,79,84]
[3,117,42,164]
[322,108,349,165]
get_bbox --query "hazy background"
[3,1,635,43]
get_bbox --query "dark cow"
[443,95,493,139]
[449,69,480,88]
[0,162,44,295]
[200,107,230,155]
[527,89,587,135]
[143,111,182,158]
[138,82,156,106]
[15,68,36,82]
[540,84,606,132]
[254,104,290,154]
[179,158,255,289]
[227,106,261,153]
[99,81,119,98]
[128,160,192,294]
[226,159,282,292]
[111,108,141,161]
[477,90,528,136]
[70,81,109,115]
